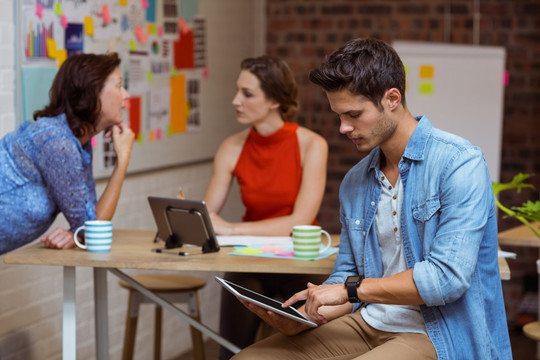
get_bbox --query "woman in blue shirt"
[0,52,134,254]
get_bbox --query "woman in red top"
[203,56,328,359]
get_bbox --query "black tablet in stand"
[148,196,220,254]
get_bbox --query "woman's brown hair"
[241,55,299,121]
[33,52,121,138]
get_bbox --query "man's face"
[326,89,397,153]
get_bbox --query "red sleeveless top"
[233,122,305,222]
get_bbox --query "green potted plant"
[493,173,540,238]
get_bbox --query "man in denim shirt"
[233,38,512,359]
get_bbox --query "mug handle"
[73,225,87,249]
[320,230,332,254]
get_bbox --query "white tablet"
[215,276,317,328]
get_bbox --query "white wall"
[0,0,251,358]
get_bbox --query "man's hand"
[238,298,311,336]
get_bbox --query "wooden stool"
[524,321,540,342]
[119,274,207,360]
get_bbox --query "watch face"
[346,275,362,284]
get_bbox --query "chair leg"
[122,291,140,360]
[154,306,162,360]
[188,292,205,360]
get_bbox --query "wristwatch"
[345,275,363,303]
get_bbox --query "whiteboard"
[15,0,264,179]
[392,41,506,182]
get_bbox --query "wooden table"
[3,229,510,359]
[3,229,339,360]
[498,223,540,358]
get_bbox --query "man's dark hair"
[309,38,406,109]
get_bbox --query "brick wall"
[266,0,540,327]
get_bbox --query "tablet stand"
[161,206,219,253]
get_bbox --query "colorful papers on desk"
[230,243,338,261]
[217,235,292,247]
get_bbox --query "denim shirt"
[325,116,512,359]
[0,114,97,254]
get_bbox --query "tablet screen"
[215,276,317,328]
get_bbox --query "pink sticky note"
[202,67,209,78]
[157,26,164,37]
[503,70,509,86]
[102,5,112,24]
[156,127,163,139]
[134,26,147,42]
[36,4,43,19]
[91,136,97,148]
[141,0,149,9]
[178,18,189,34]
[61,15,68,29]
[276,252,295,257]
[260,245,287,252]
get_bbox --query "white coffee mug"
[292,225,331,259]
[73,220,113,253]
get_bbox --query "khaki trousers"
[232,312,437,360]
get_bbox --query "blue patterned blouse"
[0,114,97,254]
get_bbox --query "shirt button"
[394,227,398,232]
[393,211,397,216]
[392,195,397,200]
[381,176,386,181]
[355,220,360,225]
[388,186,392,190]
[370,201,375,206]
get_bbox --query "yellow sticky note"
[129,39,136,51]
[149,130,155,141]
[419,65,434,79]
[120,0,128,5]
[55,2,62,16]
[56,49,67,68]
[137,133,144,143]
[234,248,263,255]
[84,16,94,35]
[147,70,153,82]
[419,82,434,95]
[46,38,57,58]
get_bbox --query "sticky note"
[56,49,67,68]
[36,4,43,19]
[120,0,128,6]
[91,136,97,148]
[259,245,287,252]
[129,39,136,51]
[149,130,155,141]
[55,3,62,16]
[102,5,112,25]
[202,67,209,78]
[156,127,162,139]
[419,65,434,79]
[178,18,189,34]
[137,133,144,143]
[147,70,152,82]
[141,0,149,9]
[134,26,147,42]
[157,26,164,37]
[234,248,263,255]
[419,82,434,95]
[60,15,68,29]
[46,38,57,58]
[147,23,156,34]
[84,16,94,35]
